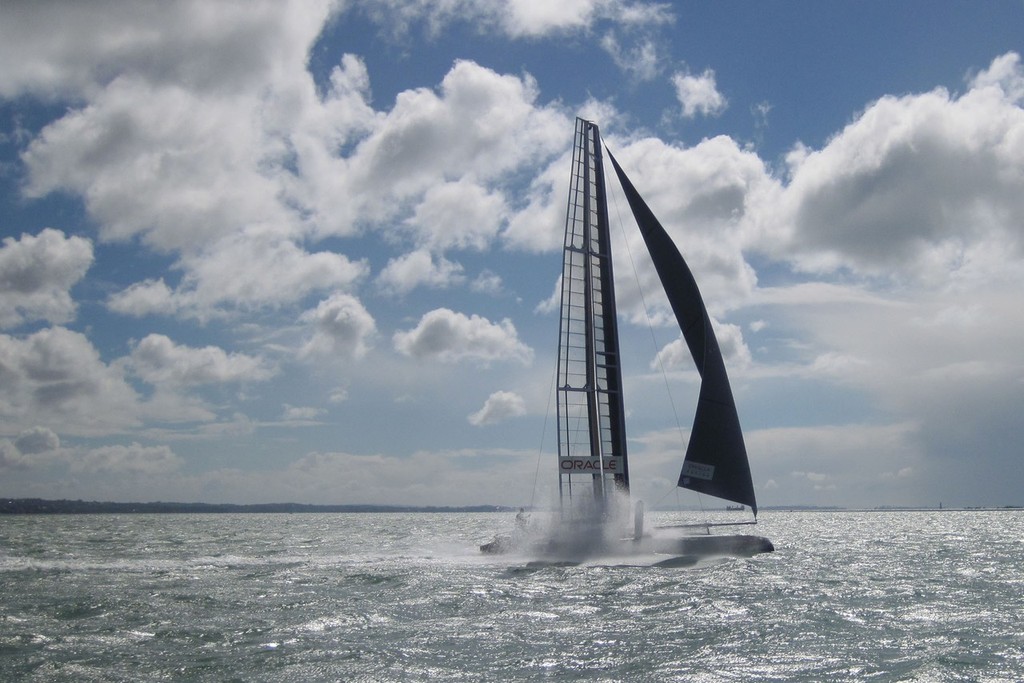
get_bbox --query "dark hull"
[480,530,773,561]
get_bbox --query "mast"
[556,118,629,517]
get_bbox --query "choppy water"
[1,510,1023,681]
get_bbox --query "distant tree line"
[0,498,512,515]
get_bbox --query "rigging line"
[530,356,559,512]
[605,150,712,526]
[605,165,685,436]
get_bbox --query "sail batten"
[606,149,757,516]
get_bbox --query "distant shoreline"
[0,498,513,515]
[1,498,1020,515]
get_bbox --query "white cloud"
[971,51,1024,103]
[137,387,218,425]
[71,443,183,476]
[406,179,506,252]
[0,427,61,471]
[393,308,533,365]
[503,148,574,253]
[281,404,326,421]
[179,233,369,314]
[534,275,562,315]
[332,60,567,231]
[0,229,93,329]
[107,235,369,320]
[602,134,772,322]
[468,390,527,425]
[0,327,141,436]
[470,270,504,295]
[502,0,602,37]
[764,52,1024,279]
[8,0,574,322]
[292,57,567,249]
[14,426,61,454]
[735,56,1024,507]
[299,292,377,359]
[653,320,751,371]
[0,441,26,470]
[348,0,672,39]
[0,0,335,98]
[672,68,727,118]
[21,76,295,252]
[376,250,465,296]
[107,279,178,317]
[300,53,381,154]
[128,334,275,386]
[600,33,661,81]
[9,1,369,320]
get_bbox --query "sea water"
[1,510,1022,681]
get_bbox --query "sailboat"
[482,118,773,562]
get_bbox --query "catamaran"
[482,118,773,562]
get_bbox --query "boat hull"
[653,533,774,557]
[480,530,774,561]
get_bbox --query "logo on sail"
[681,461,715,481]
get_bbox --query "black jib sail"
[606,149,757,516]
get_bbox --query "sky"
[1,0,1023,510]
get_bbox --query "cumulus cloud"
[0,427,61,471]
[601,33,661,81]
[0,441,26,470]
[299,293,377,359]
[15,426,61,454]
[349,0,672,39]
[0,0,334,98]
[468,390,527,425]
[110,237,368,319]
[406,179,506,252]
[972,51,1024,102]
[7,0,587,322]
[21,77,294,252]
[653,321,752,371]
[177,233,369,313]
[763,52,1024,280]
[0,229,93,329]
[393,308,533,365]
[672,68,727,118]
[71,443,183,476]
[601,134,771,322]
[13,18,566,317]
[500,0,610,36]
[128,334,275,386]
[470,270,504,295]
[375,250,465,296]
[107,279,178,317]
[735,56,1024,505]
[7,0,373,322]
[503,148,575,253]
[0,327,141,436]
[281,404,326,422]
[330,60,567,232]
